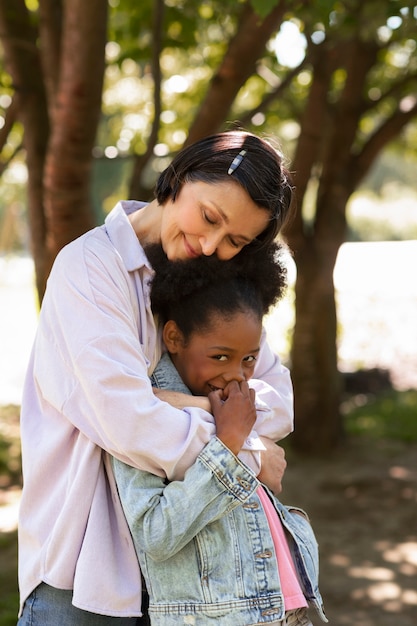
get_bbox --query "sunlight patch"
[348,566,393,580]
[382,542,417,566]
[329,553,350,567]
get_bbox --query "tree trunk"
[43,0,108,285]
[0,0,50,301]
[285,38,380,453]
[290,234,344,452]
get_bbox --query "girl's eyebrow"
[209,345,260,353]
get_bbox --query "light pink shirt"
[18,201,294,617]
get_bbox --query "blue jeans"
[17,583,148,625]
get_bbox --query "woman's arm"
[153,388,211,412]
[257,438,287,495]
[251,328,294,432]
[34,236,218,481]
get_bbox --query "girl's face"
[160,180,270,261]
[164,311,262,396]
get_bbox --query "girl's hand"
[209,380,256,455]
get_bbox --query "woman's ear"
[163,320,183,354]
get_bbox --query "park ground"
[282,436,417,626]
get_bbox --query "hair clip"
[227,149,247,175]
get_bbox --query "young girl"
[111,245,327,626]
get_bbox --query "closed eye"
[203,210,219,226]
[228,236,243,249]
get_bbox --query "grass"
[0,404,20,625]
[342,389,417,443]
[0,530,18,625]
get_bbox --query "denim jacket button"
[236,476,252,491]
[243,501,259,510]
[256,550,273,559]
[261,608,281,616]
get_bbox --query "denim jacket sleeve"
[111,436,259,562]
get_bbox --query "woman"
[17,131,294,624]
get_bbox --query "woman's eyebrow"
[211,203,252,244]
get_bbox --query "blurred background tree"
[0,0,107,297]
[0,0,416,452]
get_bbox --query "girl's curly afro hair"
[146,241,289,340]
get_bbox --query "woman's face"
[160,180,270,261]
[164,311,262,397]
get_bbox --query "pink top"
[257,486,307,611]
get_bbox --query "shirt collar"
[105,200,153,272]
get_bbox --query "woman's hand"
[257,437,287,495]
[153,388,211,413]
[209,380,256,455]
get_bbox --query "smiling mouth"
[183,237,200,259]
[208,384,223,392]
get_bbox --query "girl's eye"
[244,355,256,363]
[212,354,228,361]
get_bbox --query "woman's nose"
[199,233,222,256]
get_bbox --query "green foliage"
[250,0,280,19]
[2,0,417,252]
[0,406,21,489]
[343,389,417,442]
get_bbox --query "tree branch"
[352,101,417,187]
[0,96,18,152]
[38,0,63,108]
[184,0,288,145]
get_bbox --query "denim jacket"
[112,354,327,625]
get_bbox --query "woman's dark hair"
[155,131,294,249]
[147,240,288,341]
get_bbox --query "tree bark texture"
[0,0,50,300]
[43,0,108,278]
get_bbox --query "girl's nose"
[223,366,245,383]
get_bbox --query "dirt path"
[281,437,417,626]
